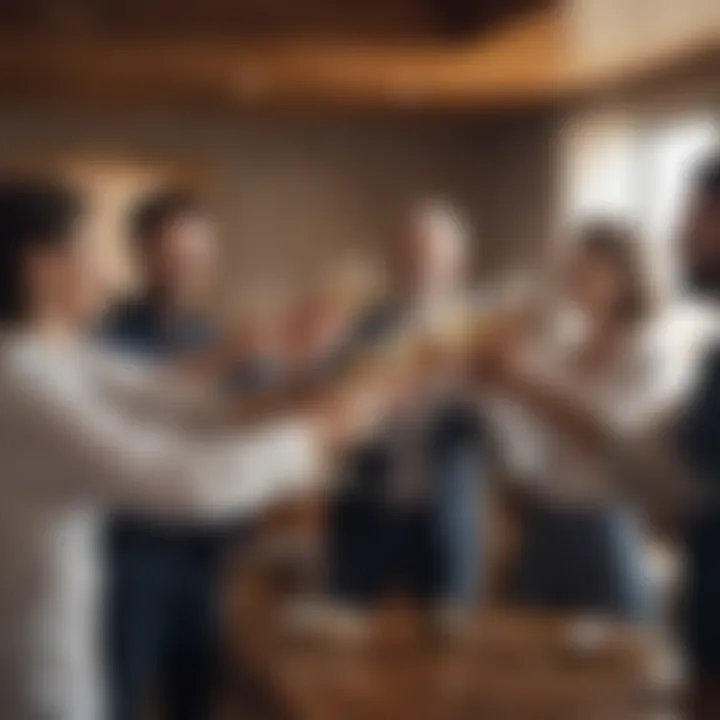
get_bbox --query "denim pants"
[328,441,486,607]
[513,503,651,621]
[434,447,486,605]
[105,519,224,720]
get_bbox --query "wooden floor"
[219,559,677,720]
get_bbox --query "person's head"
[681,153,720,297]
[392,200,469,298]
[563,220,652,330]
[130,190,216,313]
[0,180,107,330]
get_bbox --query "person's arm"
[7,355,336,520]
[170,327,261,382]
[505,368,699,510]
[497,368,605,450]
[93,343,390,445]
[476,335,702,512]
[91,349,227,428]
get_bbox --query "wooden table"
[224,562,677,720]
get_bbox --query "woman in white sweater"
[482,221,695,620]
[0,182,371,720]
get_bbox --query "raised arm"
[475,331,703,514]
[7,353,328,520]
[91,344,386,445]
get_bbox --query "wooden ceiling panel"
[0,1,715,111]
[0,0,555,40]
[103,0,433,39]
[0,12,566,111]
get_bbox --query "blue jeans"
[434,447,486,605]
[104,518,226,720]
[513,504,651,621]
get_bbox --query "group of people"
[0,151,719,720]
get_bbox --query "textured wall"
[0,108,557,306]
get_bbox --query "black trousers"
[687,513,720,676]
[327,417,485,607]
[327,493,444,605]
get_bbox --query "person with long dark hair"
[674,156,720,719]
[484,221,667,618]
[0,180,379,720]
[476,158,720,716]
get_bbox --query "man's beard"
[686,263,720,299]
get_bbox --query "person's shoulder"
[0,332,44,377]
[0,333,89,409]
[0,336,55,424]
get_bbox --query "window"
[562,110,720,294]
[561,110,719,370]
[638,118,719,291]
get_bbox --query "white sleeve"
[9,357,321,520]
[88,347,227,429]
[601,336,701,511]
[584,332,693,458]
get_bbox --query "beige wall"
[0,108,557,307]
[567,0,720,76]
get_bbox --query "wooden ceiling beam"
[0,0,553,41]
[426,0,485,38]
[0,8,716,112]
[0,11,567,111]
[426,0,551,39]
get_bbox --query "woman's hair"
[573,219,653,324]
[0,180,82,323]
[695,151,720,199]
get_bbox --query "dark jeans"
[513,504,651,621]
[105,518,225,720]
[328,497,444,604]
[686,512,720,676]
[328,443,486,607]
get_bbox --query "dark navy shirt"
[678,345,720,672]
[103,296,280,395]
[101,297,253,717]
[332,301,484,502]
[679,346,720,497]
[103,296,217,360]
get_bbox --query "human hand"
[471,317,524,390]
[313,369,410,454]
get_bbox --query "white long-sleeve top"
[0,331,320,720]
[487,319,701,508]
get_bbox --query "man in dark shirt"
[105,192,217,358]
[677,155,720,719]
[103,191,262,720]
[326,202,487,624]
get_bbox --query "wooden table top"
[225,564,676,720]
